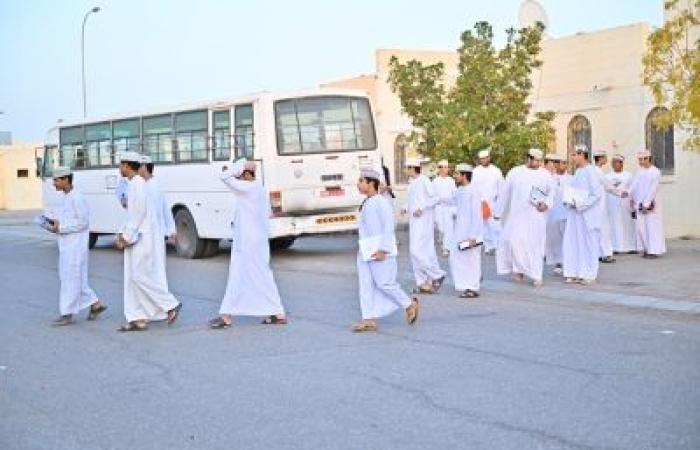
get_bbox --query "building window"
[645,107,674,174]
[175,110,208,162]
[143,115,174,163]
[393,134,409,184]
[17,169,29,178]
[234,104,254,159]
[212,110,231,161]
[567,115,592,154]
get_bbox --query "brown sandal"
[406,297,420,325]
[117,321,148,332]
[351,321,378,333]
[262,315,288,325]
[87,304,107,321]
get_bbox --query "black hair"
[242,169,256,178]
[123,161,141,171]
[146,163,154,174]
[458,171,473,182]
[594,155,605,164]
[362,177,380,191]
[412,166,421,174]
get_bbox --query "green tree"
[643,0,700,151]
[387,21,554,172]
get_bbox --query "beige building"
[322,5,700,238]
[0,142,43,210]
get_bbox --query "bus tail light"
[270,191,282,216]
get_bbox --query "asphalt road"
[1,224,698,450]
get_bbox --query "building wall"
[0,142,43,210]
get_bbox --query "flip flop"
[167,303,182,325]
[432,276,446,290]
[351,321,378,333]
[208,317,231,330]
[459,290,479,299]
[87,304,107,321]
[262,315,288,325]
[406,297,420,325]
[412,286,436,295]
[117,322,148,332]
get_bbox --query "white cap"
[593,150,607,158]
[477,149,490,159]
[574,144,589,154]
[437,159,449,167]
[119,151,142,163]
[528,148,544,160]
[455,163,473,173]
[360,168,382,181]
[404,158,423,168]
[139,154,152,164]
[636,150,652,158]
[545,153,562,162]
[611,154,625,161]
[230,158,247,177]
[52,166,72,178]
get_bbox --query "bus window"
[234,104,254,159]
[275,96,377,155]
[59,126,83,168]
[175,110,208,162]
[85,122,112,167]
[113,118,141,156]
[143,115,173,163]
[212,110,231,161]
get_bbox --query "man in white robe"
[593,151,616,263]
[544,154,571,275]
[432,160,457,257]
[494,149,553,286]
[472,149,504,254]
[605,154,637,253]
[403,159,446,294]
[209,159,287,329]
[447,164,484,298]
[138,155,177,242]
[45,167,107,326]
[629,150,667,258]
[562,146,605,285]
[114,152,181,331]
[351,169,419,333]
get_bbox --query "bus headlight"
[270,191,282,216]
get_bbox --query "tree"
[387,21,554,172]
[643,0,700,151]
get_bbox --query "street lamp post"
[81,6,101,118]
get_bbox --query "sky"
[0,0,663,141]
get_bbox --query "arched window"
[567,115,592,154]
[393,134,409,184]
[645,107,674,174]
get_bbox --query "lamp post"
[81,6,101,118]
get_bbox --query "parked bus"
[38,88,381,258]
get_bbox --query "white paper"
[529,185,549,206]
[359,235,396,262]
[563,186,588,206]
[34,214,53,231]
[458,240,484,251]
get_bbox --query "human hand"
[372,250,387,261]
[412,209,422,218]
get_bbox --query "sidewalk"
[0,209,40,226]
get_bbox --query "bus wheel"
[174,209,208,259]
[88,233,99,249]
[270,237,296,251]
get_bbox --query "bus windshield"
[275,96,377,155]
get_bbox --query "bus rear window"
[275,96,376,155]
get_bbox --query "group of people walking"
[43,144,666,333]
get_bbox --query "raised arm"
[220,166,256,193]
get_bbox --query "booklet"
[33,214,56,231]
[458,240,484,251]
[359,235,397,262]
[529,185,549,206]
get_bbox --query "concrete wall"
[0,142,43,210]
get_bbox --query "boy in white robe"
[432,160,457,257]
[447,164,484,298]
[114,152,181,332]
[593,151,616,263]
[629,150,667,258]
[605,155,637,253]
[352,169,420,333]
[471,149,504,254]
[209,159,287,329]
[403,159,446,294]
[562,146,605,285]
[494,149,553,287]
[45,167,107,326]
[544,154,571,274]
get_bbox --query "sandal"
[51,315,74,327]
[117,322,148,332]
[208,317,231,329]
[167,303,182,325]
[262,315,288,325]
[459,290,480,299]
[432,276,446,291]
[87,303,107,321]
[406,297,420,325]
[412,285,436,295]
[351,321,378,333]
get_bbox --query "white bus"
[39,88,381,258]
